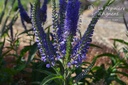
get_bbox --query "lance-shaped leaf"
[0,0,8,24]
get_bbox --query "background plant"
[0,0,37,84]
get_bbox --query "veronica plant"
[19,0,115,84]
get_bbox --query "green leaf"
[8,9,19,40]
[40,74,63,85]
[26,43,38,65]
[14,43,37,72]
[90,43,102,49]
[0,2,14,37]
[110,77,126,85]
[14,64,26,72]
[93,53,118,66]
[0,0,8,23]
[114,71,128,77]
[19,28,33,35]
[56,61,65,75]
[111,39,128,46]
[106,0,115,6]
[20,46,31,58]
[17,45,32,63]
[34,69,54,75]
[2,50,11,58]
[0,38,5,63]
[118,66,128,69]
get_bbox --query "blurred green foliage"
[0,0,35,13]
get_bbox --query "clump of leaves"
[0,0,38,84]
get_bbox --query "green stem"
[63,35,73,85]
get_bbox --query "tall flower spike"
[31,0,55,67]
[72,4,107,67]
[52,0,59,34]
[64,0,80,36]
[52,0,67,59]
[51,0,59,43]
[51,0,62,59]
[40,0,48,24]
[18,0,31,23]
[75,0,115,82]
[57,0,67,42]
[60,0,80,55]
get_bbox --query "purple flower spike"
[18,0,31,23]
[40,0,48,23]
[72,12,102,67]
[60,0,80,56]
[64,0,80,36]
[57,0,67,42]
[32,0,55,67]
